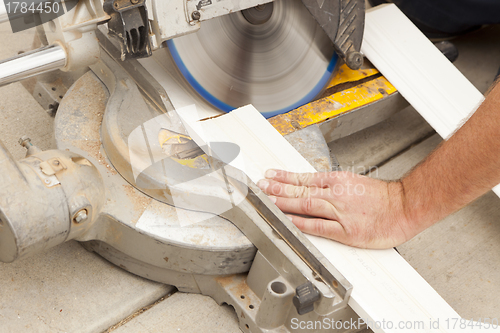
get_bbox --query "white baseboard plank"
[361,4,500,199]
[178,105,482,332]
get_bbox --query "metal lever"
[0,44,66,87]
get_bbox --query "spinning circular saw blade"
[167,0,339,118]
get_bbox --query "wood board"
[177,104,495,332]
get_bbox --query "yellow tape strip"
[269,76,397,136]
[327,64,380,88]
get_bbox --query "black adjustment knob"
[293,282,320,315]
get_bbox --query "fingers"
[264,169,330,187]
[287,215,349,244]
[271,196,350,245]
[257,179,329,199]
[270,196,339,221]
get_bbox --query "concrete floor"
[0,16,500,333]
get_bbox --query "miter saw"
[0,1,403,332]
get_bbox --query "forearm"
[401,82,500,232]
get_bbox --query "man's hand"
[256,83,500,249]
[257,170,418,249]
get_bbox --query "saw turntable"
[0,1,406,331]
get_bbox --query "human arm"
[257,82,500,249]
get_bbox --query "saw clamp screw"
[73,209,88,224]
[18,136,31,148]
[191,11,201,21]
[346,51,363,70]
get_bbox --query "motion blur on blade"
[167,1,338,117]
